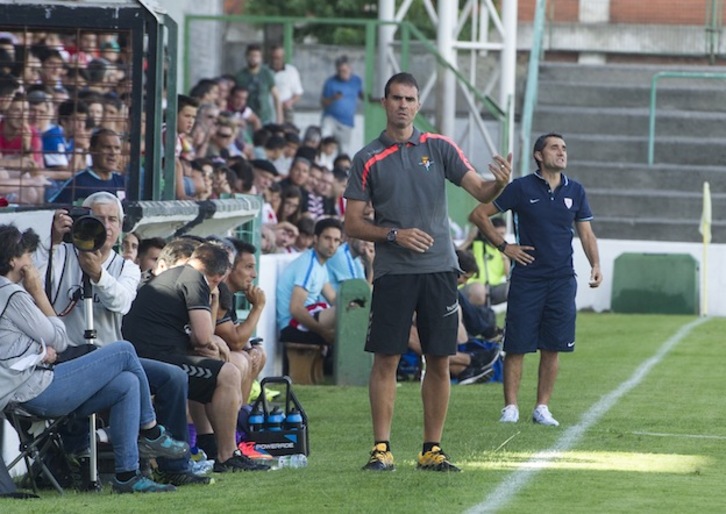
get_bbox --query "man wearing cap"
[320,55,363,155]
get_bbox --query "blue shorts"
[503,275,577,354]
[366,272,459,357]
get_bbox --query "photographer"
[0,224,184,493]
[34,192,209,487]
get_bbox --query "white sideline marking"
[466,316,709,514]
[632,431,726,441]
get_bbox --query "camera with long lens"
[62,207,107,252]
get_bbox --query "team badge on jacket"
[564,198,573,209]
[419,156,434,171]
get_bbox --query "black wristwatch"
[386,228,398,244]
[496,241,508,252]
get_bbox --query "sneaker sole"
[458,368,494,385]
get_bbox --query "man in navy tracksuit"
[469,132,602,427]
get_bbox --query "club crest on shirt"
[564,197,573,209]
[419,156,434,171]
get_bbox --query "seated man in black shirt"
[122,242,269,472]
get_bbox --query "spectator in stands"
[36,193,207,486]
[68,32,98,69]
[276,184,303,225]
[56,98,92,172]
[189,78,220,106]
[228,158,254,194]
[205,115,241,161]
[320,55,363,154]
[215,74,236,111]
[278,155,311,195]
[460,217,510,306]
[268,44,303,124]
[250,158,278,202]
[50,127,125,204]
[290,217,315,254]
[101,93,126,134]
[37,47,65,90]
[469,132,602,427]
[137,237,166,273]
[227,84,262,145]
[0,224,185,494]
[331,165,349,218]
[171,94,199,200]
[302,163,336,219]
[190,102,219,159]
[121,231,140,262]
[79,92,105,128]
[123,243,270,472]
[211,162,233,198]
[276,217,342,345]
[0,72,21,116]
[317,136,339,171]
[0,92,42,170]
[277,131,300,175]
[235,44,282,126]
[84,58,114,94]
[273,221,299,254]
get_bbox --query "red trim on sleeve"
[360,145,400,189]
[420,132,473,169]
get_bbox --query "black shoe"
[457,363,494,385]
[213,450,271,472]
[417,446,461,472]
[153,469,212,486]
[469,346,501,370]
[361,443,395,471]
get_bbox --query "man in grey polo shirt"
[344,72,511,472]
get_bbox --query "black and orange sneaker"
[361,443,395,471]
[416,446,461,472]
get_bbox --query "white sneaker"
[532,405,559,426]
[499,404,519,423]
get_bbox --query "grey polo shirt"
[345,128,471,277]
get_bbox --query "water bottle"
[277,454,308,469]
[190,446,207,462]
[248,408,265,432]
[266,407,284,431]
[284,409,303,431]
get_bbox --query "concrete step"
[561,134,726,166]
[538,62,726,86]
[532,106,726,138]
[594,216,726,243]
[565,161,726,192]
[537,82,726,110]
[586,188,726,220]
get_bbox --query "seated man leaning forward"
[122,242,270,472]
[276,217,343,346]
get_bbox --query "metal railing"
[647,71,726,166]
[518,0,547,178]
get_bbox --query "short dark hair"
[138,237,166,259]
[455,249,479,276]
[246,43,262,54]
[314,217,343,237]
[191,242,231,277]
[90,128,119,149]
[227,237,257,266]
[384,72,419,98]
[177,94,199,113]
[532,132,564,168]
[58,99,89,120]
[0,225,40,276]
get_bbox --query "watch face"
[387,229,397,242]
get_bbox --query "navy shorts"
[503,275,577,354]
[366,272,459,357]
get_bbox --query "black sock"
[196,433,218,460]
[374,440,390,451]
[422,442,439,453]
[140,425,161,440]
[116,471,136,482]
